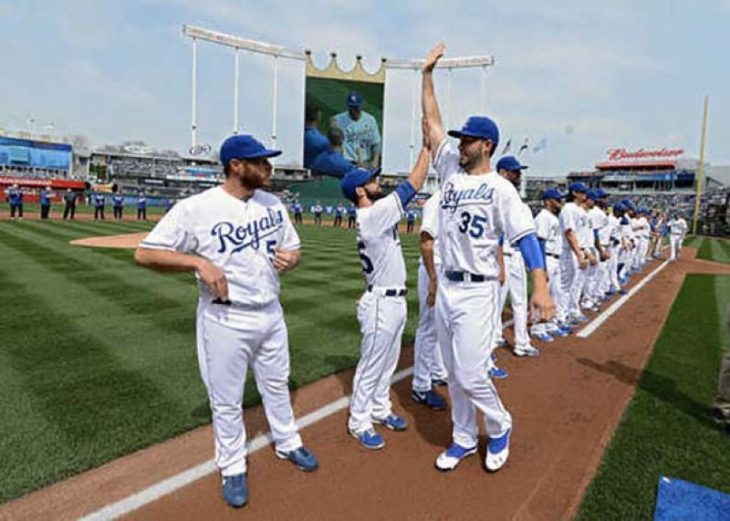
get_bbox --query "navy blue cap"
[347,92,364,108]
[620,199,636,210]
[341,167,381,202]
[220,135,281,165]
[568,182,588,193]
[447,116,500,147]
[496,155,528,172]
[596,188,609,198]
[587,189,601,201]
[613,202,627,212]
[542,188,564,200]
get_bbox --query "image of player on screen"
[303,104,329,170]
[331,91,381,169]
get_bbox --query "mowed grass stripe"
[577,274,730,519]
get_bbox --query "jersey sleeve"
[560,205,577,232]
[139,203,197,253]
[278,205,301,251]
[420,194,439,239]
[498,185,535,244]
[433,139,460,184]
[361,191,405,236]
[534,212,550,240]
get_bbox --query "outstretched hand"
[423,42,445,73]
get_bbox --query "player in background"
[8,184,23,220]
[422,43,555,473]
[135,134,318,509]
[667,213,688,261]
[341,119,431,450]
[580,189,603,311]
[559,182,591,324]
[605,200,623,295]
[39,185,52,219]
[532,188,573,340]
[333,202,344,227]
[412,188,449,410]
[112,190,125,220]
[291,200,303,224]
[312,200,323,226]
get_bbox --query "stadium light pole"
[271,54,279,156]
[190,37,198,149]
[691,95,709,235]
[409,69,418,167]
[233,48,240,135]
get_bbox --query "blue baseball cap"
[613,202,626,212]
[219,135,281,165]
[496,155,528,172]
[587,189,601,201]
[347,92,364,108]
[596,188,609,198]
[568,182,588,193]
[542,188,564,201]
[447,116,500,148]
[341,167,381,203]
[620,199,636,211]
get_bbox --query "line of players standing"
[3,183,170,221]
[289,199,419,232]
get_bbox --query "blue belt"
[444,271,492,283]
[367,286,407,297]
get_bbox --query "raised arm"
[421,43,446,160]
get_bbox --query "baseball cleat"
[514,345,541,357]
[275,446,319,472]
[350,428,385,450]
[533,332,554,342]
[570,314,590,324]
[412,389,447,410]
[494,337,508,348]
[373,414,408,431]
[435,442,478,471]
[431,377,449,388]
[488,366,508,379]
[485,429,511,472]
[222,473,248,508]
[552,327,571,337]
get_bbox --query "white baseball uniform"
[606,212,622,293]
[433,140,534,448]
[141,186,303,477]
[498,235,530,350]
[619,215,634,280]
[348,187,412,434]
[413,191,448,394]
[533,207,567,329]
[635,216,650,268]
[588,206,610,301]
[668,217,688,261]
[559,201,590,319]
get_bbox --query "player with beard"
[341,119,431,450]
[135,134,318,509]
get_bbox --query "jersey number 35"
[458,211,488,239]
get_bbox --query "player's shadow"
[575,357,718,428]
[392,383,452,448]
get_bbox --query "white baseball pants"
[560,249,587,317]
[498,252,530,349]
[436,277,512,448]
[348,290,406,434]
[413,264,447,392]
[196,300,302,477]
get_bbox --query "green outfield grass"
[687,235,730,264]
[577,274,730,520]
[0,220,421,503]
[1,202,167,217]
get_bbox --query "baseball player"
[494,156,541,355]
[634,208,651,270]
[341,123,431,450]
[136,192,147,220]
[135,134,318,509]
[412,189,449,410]
[585,189,609,305]
[347,202,357,228]
[312,200,323,226]
[559,182,591,324]
[605,202,623,295]
[291,200,303,224]
[112,191,124,220]
[39,186,52,219]
[580,190,603,311]
[667,213,688,261]
[406,207,417,233]
[8,184,23,220]
[331,92,382,168]
[93,191,106,220]
[422,43,555,472]
[532,188,573,338]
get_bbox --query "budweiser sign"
[606,148,684,161]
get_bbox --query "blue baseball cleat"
[431,377,448,388]
[533,331,554,342]
[222,473,248,508]
[435,442,478,471]
[488,366,508,379]
[552,327,571,337]
[486,429,511,472]
[412,389,447,410]
[350,428,385,450]
[373,414,408,431]
[275,446,319,472]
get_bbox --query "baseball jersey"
[94,193,105,207]
[559,202,590,251]
[419,190,442,267]
[332,111,381,164]
[607,214,621,244]
[313,204,323,214]
[335,205,344,216]
[140,186,299,307]
[40,190,51,206]
[356,191,407,288]
[292,203,303,214]
[433,140,535,277]
[620,216,633,242]
[534,208,563,255]
[8,188,22,205]
[137,196,147,209]
[668,218,688,236]
[112,195,124,207]
[589,207,610,246]
[636,217,650,238]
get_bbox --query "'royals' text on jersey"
[356,192,407,288]
[433,140,535,277]
[534,208,563,255]
[141,186,299,307]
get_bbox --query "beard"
[239,169,269,190]
[364,185,385,201]
[458,152,478,171]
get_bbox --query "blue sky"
[1,0,728,176]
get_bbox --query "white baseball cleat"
[513,345,541,357]
[485,429,511,472]
[435,442,478,471]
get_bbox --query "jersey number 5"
[458,211,487,239]
[357,241,374,274]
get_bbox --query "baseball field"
[0,215,729,519]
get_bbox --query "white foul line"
[577,260,670,338]
[79,316,516,521]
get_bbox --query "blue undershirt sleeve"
[394,181,417,208]
[538,238,547,265]
[518,233,546,271]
